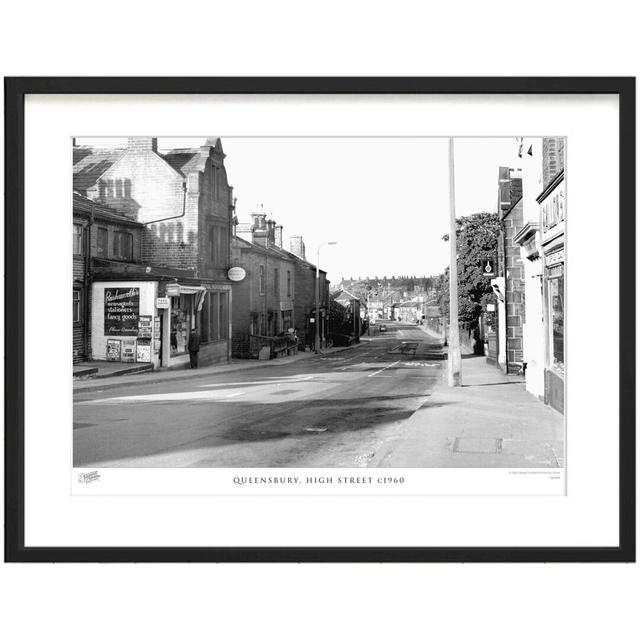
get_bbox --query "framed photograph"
[4,77,635,562]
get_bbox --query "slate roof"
[73,191,143,227]
[161,148,209,176]
[72,147,125,194]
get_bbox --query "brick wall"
[87,143,233,279]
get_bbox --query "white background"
[26,94,608,547]
[1,2,638,639]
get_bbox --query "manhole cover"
[453,437,503,454]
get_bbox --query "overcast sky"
[77,137,525,283]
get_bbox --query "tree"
[435,212,500,323]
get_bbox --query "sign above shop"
[104,288,140,336]
[156,297,170,309]
[227,266,246,282]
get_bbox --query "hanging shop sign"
[227,266,247,282]
[104,287,140,336]
[106,339,121,362]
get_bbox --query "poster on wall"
[104,288,140,336]
[121,338,137,363]
[106,339,121,362]
[153,316,161,353]
[136,341,151,363]
[138,315,153,339]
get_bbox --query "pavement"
[73,342,364,394]
[73,322,564,468]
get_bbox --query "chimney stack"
[266,219,276,247]
[251,207,268,246]
[274,225,283,248]
[289,236,306,260]
[127,137,158,153]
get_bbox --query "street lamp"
[315,242,337,353]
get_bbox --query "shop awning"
[166,283,207,297]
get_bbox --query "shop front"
[91,275,232,370]
[538,171,565,413]
[92,280,161,368]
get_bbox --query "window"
[548,273,564,373]
[113,231,133,261]
[287,270,291,297]
[209,292,219,340]
[96,228,108,257]
[259,265,266,294]
[73,289,81,323]
[73,224,83,255]
[219,292,228,339]
[274,268,279,295]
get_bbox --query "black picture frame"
[4,77,636,563]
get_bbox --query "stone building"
[73,192,144,362]
[537,137,565,413]
[286,235,330,350]
[492,166,525,373]
[231,211,297,358]
[513,138,545,401]
[73,137,235,369]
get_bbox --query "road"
[74,323,445,468]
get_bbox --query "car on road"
[379,324,387,333]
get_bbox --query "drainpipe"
[84,204,94,359]
[143,180,187,226]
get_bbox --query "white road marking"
[368,360,401,377]
[225,392,244,398]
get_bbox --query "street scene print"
[73,137,565,469]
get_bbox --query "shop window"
[209,292,220,340]
[96,227,108,257]
[259,265,266,294]
[200,293,210,343]
[219,292,228,339]
[113,231,133,261]
[548,273,564,373]
[73,289,82,323]
[170,294,196,355]
[73,224,83,255]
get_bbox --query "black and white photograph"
[72,135,566,473]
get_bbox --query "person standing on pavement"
[188,328,200,369]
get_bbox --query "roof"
[161,149,207,176]
[92,258,202,283]
[333,289,360,301]
[73,147,125,193]
[232,235,298,263]
[73,192,143,227]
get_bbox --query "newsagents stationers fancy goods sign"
[104,288,140,335]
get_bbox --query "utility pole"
[447,137,462,386]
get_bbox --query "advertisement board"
[105,288,140,336]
